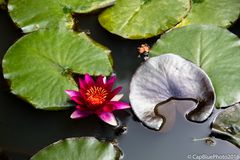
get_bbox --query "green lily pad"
[2,29,113,110]
[31,137,122,160]
[8,0,115,33]
[212,103,240,148]
[98,0,190,39]
[176,0,240,28]
[150,25,240,108]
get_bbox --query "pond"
[0,9,240,160]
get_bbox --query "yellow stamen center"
[86,86,108,105]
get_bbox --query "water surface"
[0,10,239,160]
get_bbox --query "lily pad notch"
[129,54,215,130]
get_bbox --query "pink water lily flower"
[65,74,130,126]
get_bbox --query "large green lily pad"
[177,0,240,28]
[212,103,240,148]
[150,25,240,108]
[98,0,190,39]
[31,137,122,160]
[2,29,113,110]
[8,0,115,33]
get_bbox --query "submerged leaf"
[2,29,113,110]
[176,0,240,28]
[129,54,215,130]
[98,0,190,39]
[151,25,240,108]
[31,137,122,160]
[8,0,115,32]
[212,103,240,148]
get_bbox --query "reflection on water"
[155,99,196,133]
[0,10,239,160]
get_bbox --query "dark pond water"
[0,9,240,160]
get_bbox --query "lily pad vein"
[197,31,203,67]
[119,0,148,32]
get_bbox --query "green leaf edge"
[7,0,116,33]
[176,0,240,28]
[30,137,122,160]
[98,0,192,39]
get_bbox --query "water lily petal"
[79,78,88,90]
[96,75,106,87]
[65,90,80,97]
[102,101,130,112]
[70,110,92,119]
[71,96,84,105]
[109,101,130,110]
[76,105,87,111]
[66,74,128,123]
[79,89,87,99]
[98,112,117,126]
[97,75,104,81]
[108,87,122,100]
[102,104,114,112]
[111,94,123,101]
[105,75,116,90]
[85,74,95,85]
[103,77,107,84]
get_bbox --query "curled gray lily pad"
[31,137,122,160]
[212,103,240,148]
[129,54,215,130]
